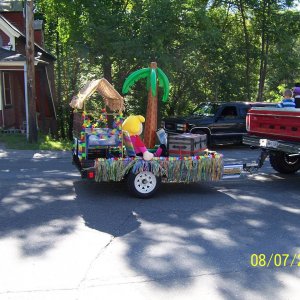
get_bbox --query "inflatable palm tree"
[122,62,170,148]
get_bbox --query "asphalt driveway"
[0,145,299,300]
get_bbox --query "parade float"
[70,66,228,198]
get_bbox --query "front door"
[211,105,244,144]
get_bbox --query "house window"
[2,72,12,106]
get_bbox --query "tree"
[35,0,300,140]
[253,0,296,101]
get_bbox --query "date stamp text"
[250,253,300,267]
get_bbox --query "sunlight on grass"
[0,133,72,151]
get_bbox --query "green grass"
[0,133,72,151]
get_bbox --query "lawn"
[0,133,72,151]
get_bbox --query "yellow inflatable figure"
[122,115,154,161]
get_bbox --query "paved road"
[0,145,300,300]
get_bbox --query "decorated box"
[85,128,119,146]
[167,133,207,157]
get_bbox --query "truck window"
[220,106,238,119]
[193,103,219,117]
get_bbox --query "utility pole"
[25,0,38,143]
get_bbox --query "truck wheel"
[269,151,300,174]
[127,171,161,198]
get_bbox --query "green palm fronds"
[157,68,169,103]
[122,66,170,102]
[122,68,150,94]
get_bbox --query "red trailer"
[243,107,300,173]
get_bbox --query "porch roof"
[0,48,48,67]
[0,14,55,60]
[0,47,25,61]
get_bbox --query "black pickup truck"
[162,102,276,146]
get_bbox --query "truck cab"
[162,102,276,146]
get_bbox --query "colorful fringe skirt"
[94,153,223,183]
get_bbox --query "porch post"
[0,71,4,128]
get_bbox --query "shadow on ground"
[1,152,300,299]
[73,172,300,299]
[0,178,78,256]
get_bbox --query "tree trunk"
[257,37,266,102]
[257,36,269,102]
[68,58,80,140]
[238,0,251,101]
[256,0,271,102]
[144,62,158,149]
[103,55,112,83]
[102,55,114,126]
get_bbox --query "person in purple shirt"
[293,83,300,108]
[277,89,295,108]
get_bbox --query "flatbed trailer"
[70,78,237,198]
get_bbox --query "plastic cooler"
[167,133,207,157]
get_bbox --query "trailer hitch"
[222,149,269,179]
[243,149,269,173]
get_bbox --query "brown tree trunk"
[238,0,251,101]
[256,0,270,102]
[68,59,80,140]
[103,55,112,83]
[257,37,269,102]
[144,62,158,149]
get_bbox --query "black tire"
[269,151,300,174]
[127,170,161,198]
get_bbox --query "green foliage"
[35,0,300,130]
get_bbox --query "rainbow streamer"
[94,154,223,183]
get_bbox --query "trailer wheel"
[127,171,161,198]
[269,151,300,174]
